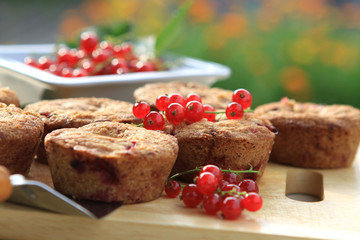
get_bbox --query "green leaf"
[155,0,193,56]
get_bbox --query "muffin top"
[0,103,44,136]
[0,87,20,107]
[166,113,277,140]
[254,98,360,126]
[24,97,140,130]
[134,81,233,110]
[45,122,178,159]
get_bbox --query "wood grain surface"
[0,151,359,240]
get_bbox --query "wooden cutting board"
[0,151,359,240]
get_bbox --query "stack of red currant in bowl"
[132,88,252,130]
[24,31,164,77]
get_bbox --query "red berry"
[169,93,186,107]
[133,101,151,119]
[37,56,53,70]
[182,184,203,208]
[109,58,128,74]
[232,89,252,109]
[225,102,244,120]
[80,59,95,74]
[72,68,88,77]
[219,180,230,189]
[200,165,222,184]
[222,172,240,184]
[60,67,74,77]
[185,101,204,123]
[79,31,99,55]
[92,48,110,63]
[239,179,259,193]
[186,93,202,103]
[114,43,132,58]
[221,196,242,220]
[133,61,156,72]
[196,172,218,195]
[99,41,114,54]
[24,57,39,68]
[156,95,171,111]
[203,193,222,215]
[203,104,216,122]
[143,111,165,130]
[221,183,241,198]
[165,103,185,125]
[243,192,262,212]
[165,180,181,198]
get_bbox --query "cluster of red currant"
[132,88,252,130]
[24,31,163,77]
[164,164,262,220]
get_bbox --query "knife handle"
[0,165,13,202]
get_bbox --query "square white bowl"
[0,44,231,105]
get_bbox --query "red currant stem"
[205,108,253,114]
[167,164,259,183]
[134,123,144,127]
[218,188,247,197]
[167,166,203,183]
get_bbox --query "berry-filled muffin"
[134,81,233,110]
[45,122,179,204]
[165,114,277,182]
[24,97,141,163]
[0,87,20,107]
[0,104,44,174]
[254,98,360,168]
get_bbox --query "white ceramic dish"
[0,44,231,105]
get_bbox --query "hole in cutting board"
[285,169,324,202]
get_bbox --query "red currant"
[182,184,203,208]
[155,95,171,111]
[143,111,165,130]
[243,192,262,212]
[186,93,202,103]
[225,102,244,120]
[92,48,111,63]
[165,103,185,125]
[114,43,132,58]
[222,172,240,184]
[24,57,39,68]
[80,59,95,74]
[99,41,114,54]
[200,165,223,184]
[79,31,99,55]
[221,196,242,220]
[232,89,252,109]
[169,93,186,107]
[185,101,204,123]
[203,193,222,215]
[203,104,216,122]
[133,61,156,72]
[133,101,151,119]
[109,58,128,74]
[196,172,218,195]
[221,183,241,198]
[165,180,181,198]
[37,56,53,70]
[72,68,88,77]
[61,67,74,77]
[239,179,259,193]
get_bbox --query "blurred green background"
[1,0,359,108]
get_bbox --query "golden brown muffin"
[165,114,277,182]
[0,104,44,174]
[45,122,178,204]
[24,97,141,163]
[0,87,20,107]
[134,81,233,110]
[254,98,360,168]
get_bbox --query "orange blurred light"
[59,9,88,38]
[189,0,216,23]
[220,13,247,38]
[281,66,310,94]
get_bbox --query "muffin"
[24,97,141,163]
[0,87,20,107]
[0,104,44,174]
[254,98,360,168]
[165,114,277,182]
[45,122,179,204]
[134,81,233,110]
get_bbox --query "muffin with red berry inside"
[254,97,360,168]
[133,82,234,111]
[24,97,141,163]
[0,104,44,174]
[0,86,20,107]
[45,122,178,203]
